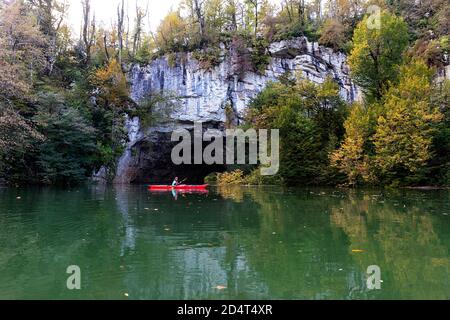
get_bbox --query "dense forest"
[0,0,449,187]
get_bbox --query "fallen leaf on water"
[431,258,449,266]
[352,249,365,253]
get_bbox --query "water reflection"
[0,186,448,299]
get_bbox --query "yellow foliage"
[155,11,187,53]
[217,169,246,185]
[330,103,373,185]
[91,58,129,109]
[373,60,443,174]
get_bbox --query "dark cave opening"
[128,128,227,185]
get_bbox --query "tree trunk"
[117,0,125,65]
[193,0,206,44]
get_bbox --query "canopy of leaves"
[332,59,446,186]
[34,106,97,185]
[348,10,409,101]
[247,73,348,185]
[373,60,443,185]
[0,0,47,100]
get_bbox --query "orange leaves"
[91,58,129,110]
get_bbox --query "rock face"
[113,37,360,184]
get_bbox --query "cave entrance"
[129,129,226,185]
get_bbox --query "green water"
[0,185,449,300]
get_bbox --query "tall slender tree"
[81,0,96,64]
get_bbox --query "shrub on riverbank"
[217,170,246,186]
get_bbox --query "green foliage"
[192,47,223,70]
[167,52,177,68]
[1,1,449,188]
[134,35,155,64]
[250,38,270,74]
[204,172,218,184]
[34,106,97,185]
[349,11,409,101]
[244,168,283,185]
[247,73,348,185]
[430,80,450,185]
[330,103,374,186]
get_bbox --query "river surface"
[0,185,449,300]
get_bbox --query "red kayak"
[148,184,209,191]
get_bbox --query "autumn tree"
[0,0,48,181]
[330,103,373,185]
[155,10,187,53]
[373,60,443,184]
[0,0,47,101]
[90,58,130,175]
[319,18,346,51]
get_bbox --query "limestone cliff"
[111,37,360,184]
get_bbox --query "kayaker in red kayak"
[172,177,180,187]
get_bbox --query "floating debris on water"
[215,285,227,290]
